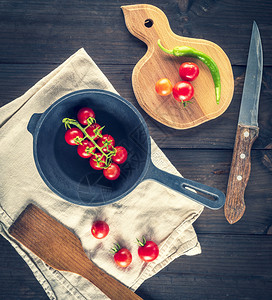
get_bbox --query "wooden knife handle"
[224,124,259,224]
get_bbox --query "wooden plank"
[164,234,272,277]
[163,149,272,234]
[183,0,272,66]
[137,234,272,299]
[0,236,50,299]
[137,273,272,300]
[0,64,271,150]
[1,234,272,299]
[0,0,271,65]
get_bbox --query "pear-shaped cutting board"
[122,4,234,129]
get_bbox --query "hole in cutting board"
[144,19,153,28]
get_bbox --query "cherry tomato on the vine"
[97,134,115,153]
[86,123,102,140]
[103,163,120,180]
[137,237,159,262]
[77,107,95,125]
[77,140,96,158]
[111,244,132,268]
[155,78,173,96]
[65,128,83,145]
[112,146,128,164]
[179,62,199,81]
[89,153,106,170]
[172,81,194,103]
[91,220,109,239]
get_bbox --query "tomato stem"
[62,118,116,168]
[110,243,121,254]
[179,100,192,108]
[136,236,147,247]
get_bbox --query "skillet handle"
[144,162,225,210]
[27,113,42,135]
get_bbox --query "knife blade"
[224,21,263,224]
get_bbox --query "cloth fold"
[0,48,203,300]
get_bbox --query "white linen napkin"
[0,48,203,300]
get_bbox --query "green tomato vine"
[62,117,116,169]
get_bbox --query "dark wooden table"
[1,0,272,299]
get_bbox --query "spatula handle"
[224,124,259,224]
[79,258,142,300]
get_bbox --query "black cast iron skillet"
[28,89,225,209]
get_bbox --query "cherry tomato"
[65,128,83,145]
[112,146,128,164]
[86,123,102,140]
[77,107,95,125]
[103,163,120,180]
[172,81,194,103]
[91,220,109,239]
[112,244,132,268]
[137,237,159,262]
[155,78,173,96]
[97,134,115,153]
[77,140,96,158]
[179,62,199,81]
[89,153,106,170]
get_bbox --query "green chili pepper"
[158,39,221,104]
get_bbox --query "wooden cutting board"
[122,4,234,129]
[8,204,142,300]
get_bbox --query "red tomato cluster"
[64,107,128,180]
[110,237,159,268]
[155,62,199,106]
[90,220,159,268]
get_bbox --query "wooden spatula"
[8,204,142,300]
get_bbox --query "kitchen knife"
[224,21,263,224]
